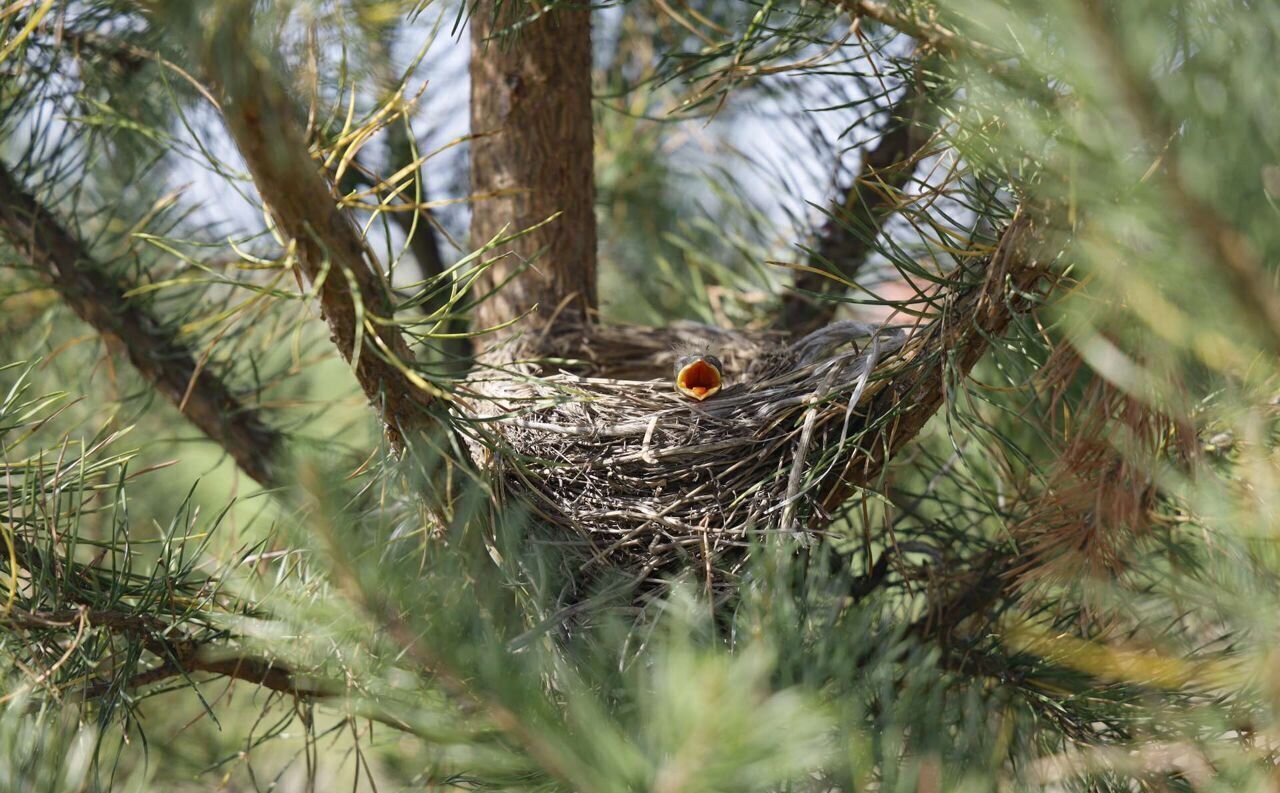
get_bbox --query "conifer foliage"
[2,1,1279,790]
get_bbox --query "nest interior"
[472,321,910,579]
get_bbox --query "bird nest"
[471,321,909,578]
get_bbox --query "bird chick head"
[673,353,724,401]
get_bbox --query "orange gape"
[675,357,723,401]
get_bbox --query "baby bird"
[673,352,725,401]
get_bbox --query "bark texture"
[469,0,597,342]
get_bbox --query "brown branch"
[779,72,934,334]
[0,164,283,488]
[198,2,437,450]
[4,607,338,700]
[469,0,598,345]
[4,537,342,703]
[7,601,445,739]
[907,547,1017,641]
[118,638,336,701]
[817,208,1054,517]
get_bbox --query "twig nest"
[476,321,908,577]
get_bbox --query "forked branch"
[836,0,986,57]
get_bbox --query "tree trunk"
[469,0,597,346]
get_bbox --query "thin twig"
[3,606,334,699]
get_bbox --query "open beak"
[675,356,724,401]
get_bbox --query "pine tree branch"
[193,2,439,450]
[2,531,330,698]
[0,164,283,488]
[779,72,933,334]
[111,635,337,701]
[907,546,1016,641]
[817,208,1054,519]
[2,606,336,700]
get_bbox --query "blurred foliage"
[2,0,1280,791]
